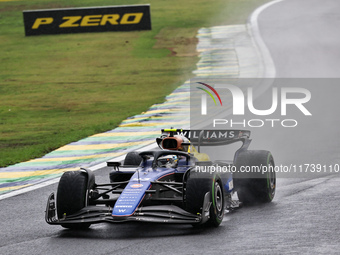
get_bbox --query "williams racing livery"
[45,129,276,229]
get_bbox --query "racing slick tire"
[56,171,91,229]
[185,170,225,227]
[234,150,276,205]
[124,151,142,166]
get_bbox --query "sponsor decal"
[130,183,143,188]
[170,129,242,141]
[228,179,233,191]
[132,178,151,181]
[23,5,151,36]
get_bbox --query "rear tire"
[186,170,224,227]
[124,151,142,166]
[57,171,91,229]
[234,150,276,205]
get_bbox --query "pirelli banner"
[23,5,151,36]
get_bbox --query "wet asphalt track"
[1,0,340,254]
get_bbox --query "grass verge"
[0,0,269,167]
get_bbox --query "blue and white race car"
[45,129,276,229]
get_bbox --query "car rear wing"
[161,129,250,145]
[159,129,252,157]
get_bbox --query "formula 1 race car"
[45,129,276,229]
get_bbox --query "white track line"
[248,0,283,78]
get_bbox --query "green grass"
[0,0,269,167]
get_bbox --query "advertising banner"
[23,5,151,36]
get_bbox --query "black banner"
[23,5,151,36]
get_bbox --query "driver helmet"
[157,155,178,168]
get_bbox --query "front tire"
[57,171,91,229]
[186,170,224,227]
